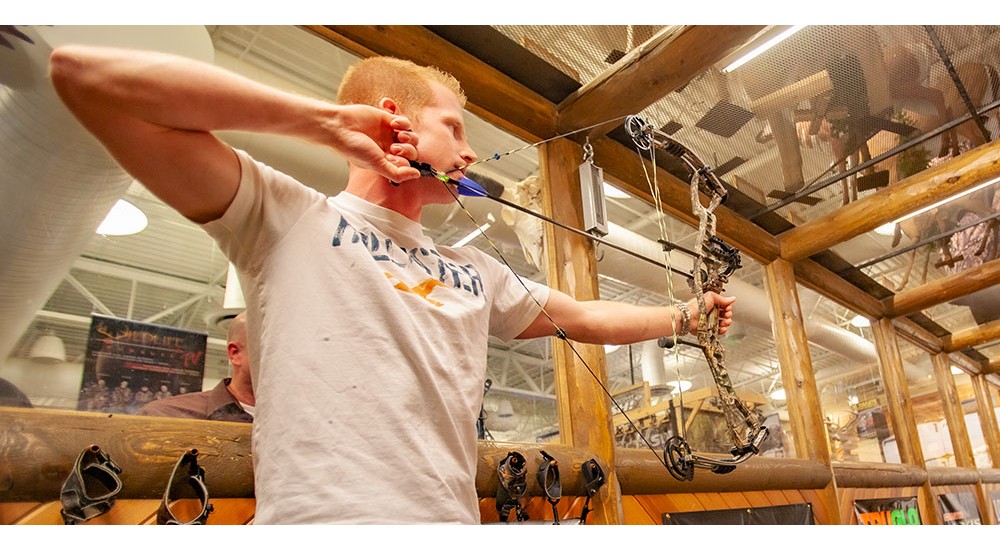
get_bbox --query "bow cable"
[629,120,690,444]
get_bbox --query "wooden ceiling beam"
[891,317,987,375]
[942,318,1000,353]
[779,139,1000,262]
[793,259,885,319]
[892,316,944,354]
[305,25,557,144]
[884,257,1000,317]
[556,25,766,137]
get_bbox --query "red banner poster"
[77,314,207,414]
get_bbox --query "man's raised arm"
[49,45,420,223]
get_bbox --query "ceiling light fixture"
[29,330,66,363]
[770,388,786,401]
[850,315,871,328]
[670,380,693,394]
[453,213,495,247]
[96,199,148,236]
[722,25,806,74]
[875,175,1000,236]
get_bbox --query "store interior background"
[2,24,999,468]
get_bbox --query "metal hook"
[582,137,594,164]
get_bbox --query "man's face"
[408,83,478,204]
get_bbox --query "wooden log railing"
[4,406,999,525]
[926,467,984,486]
[0,407,255,502]
[616,448,831,494]
[832,461,928,488]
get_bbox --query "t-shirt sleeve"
[485,257,550,341]
[201,148,325,275]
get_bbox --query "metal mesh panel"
[493,25,668,85]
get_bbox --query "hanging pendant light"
[29,330,66,363]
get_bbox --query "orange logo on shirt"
[385,272,446,307]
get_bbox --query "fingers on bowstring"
[381,157,420,182]
[389,142,418,161]
[394,128,418,145]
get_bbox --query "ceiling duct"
[597,222,879,367]
[0,26,214,362]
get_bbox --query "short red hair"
[336,56,466,120]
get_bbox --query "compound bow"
[625,115,768,481]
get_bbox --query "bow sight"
[627,114,768,481]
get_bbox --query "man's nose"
[459,142,477,166]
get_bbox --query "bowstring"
[633,141,688,442]
[438,178,671,472]
[460,115,632,171]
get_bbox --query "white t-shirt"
[202,149,549,524]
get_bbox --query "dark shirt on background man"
[137,378,252,423]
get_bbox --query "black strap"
[156,449,214,525]
[578,458,605,525]
[495,451,528,523]
[60,445,123,525]
[536,450,561,525]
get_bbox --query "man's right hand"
[325,104,421,184]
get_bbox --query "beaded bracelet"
[675,301,692,335]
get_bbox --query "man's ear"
[378,96,399,114]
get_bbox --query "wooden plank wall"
[0,498,255,525]
[621,490,824,524]
[2,493,824,525]
[4,484,999,525]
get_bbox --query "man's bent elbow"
[49,45,107,102]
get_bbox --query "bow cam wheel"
[663,436,695,482]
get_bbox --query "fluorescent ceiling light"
[874,223,897,236]
[223,262,246,310]
[603,182,630,199]
[453,213,495,247]
[97,199,148,236]
[723,25,805,74]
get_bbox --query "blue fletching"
[455,176,489,197]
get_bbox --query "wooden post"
[763,258,842,523]
[971,374,1000,468]
[933,354,977,467]
[538,138,622,524]
[931,353,993,524]
[870,318,939,524]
